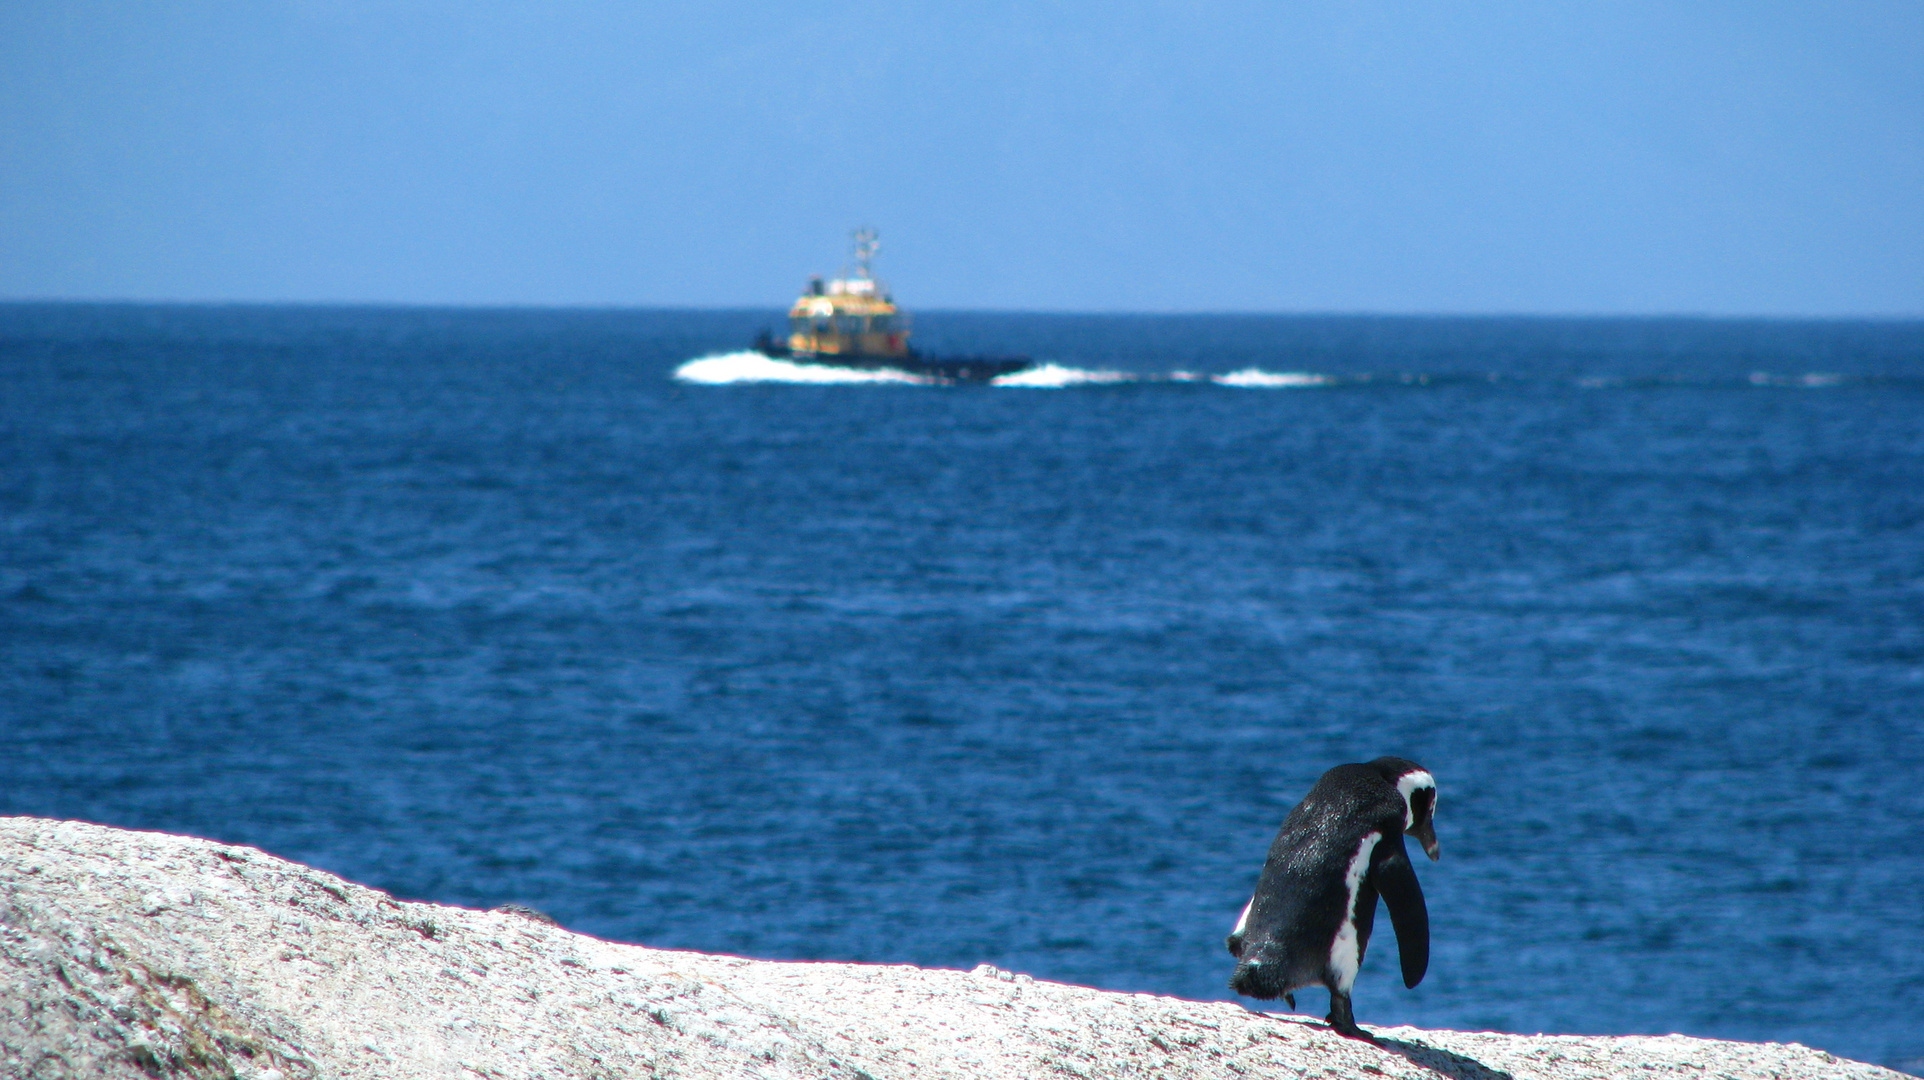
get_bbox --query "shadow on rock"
[1376,1036,1518,1080]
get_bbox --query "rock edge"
[1,817,1903,1080]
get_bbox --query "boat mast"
[852,227,879,281]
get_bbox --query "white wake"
[1213,368,1334,388]
[674,354,1343,389]
[674,351,931,385]
[990,363,1136,388]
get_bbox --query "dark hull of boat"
[751,332,1030,384]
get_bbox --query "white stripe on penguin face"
[1233,897,1253,935]
[1396,770,1436,829]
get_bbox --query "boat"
[750,229,1032,383]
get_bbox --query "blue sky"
[3,2,1920,314]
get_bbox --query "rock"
[0,817,1904,1080]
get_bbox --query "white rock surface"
[1,817,1903,1080]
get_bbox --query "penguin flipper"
[1369,835,1430,989]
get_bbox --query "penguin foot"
[1325,992,1376,1043]
[1325,1017,1376,1042]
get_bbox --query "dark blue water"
[4,304,1922,1070]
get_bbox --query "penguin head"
[1370,757,1440,862]
[1228,950,1295,1001]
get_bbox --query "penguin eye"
[1411,788,1435,823]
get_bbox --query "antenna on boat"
[852,227,879,280]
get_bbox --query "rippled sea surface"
[4,304,1922,1069]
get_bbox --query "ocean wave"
[1576,372,1869,390]
[673,351,931,385]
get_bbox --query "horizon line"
[3,296,1922,325]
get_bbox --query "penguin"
[1225,756,1439,1041]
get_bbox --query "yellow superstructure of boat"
[784,229,911,359]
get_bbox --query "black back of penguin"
[1226,757,1438,1028]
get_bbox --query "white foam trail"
[991,363,1135,388]
[1749,371,1845,388]
[1213,368,1333,388]
[674,351,930,385]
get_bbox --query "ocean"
[3,303,1921,1070]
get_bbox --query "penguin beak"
[1410,820,1440,862]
